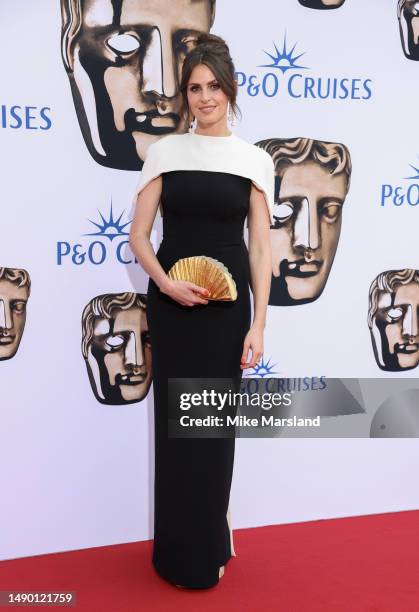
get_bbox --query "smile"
[199,106,216,113]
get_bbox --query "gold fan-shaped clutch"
[167,255,237,301]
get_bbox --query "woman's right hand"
[160,278,210,307]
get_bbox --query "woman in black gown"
[129,33,274,589]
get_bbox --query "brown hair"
[179,33,241,127]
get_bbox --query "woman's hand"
[160,278,210,307]
[240,324,264,370]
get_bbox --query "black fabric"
[146,170,252,588]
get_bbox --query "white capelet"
[133,132,275,226]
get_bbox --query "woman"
[129,33,274,589]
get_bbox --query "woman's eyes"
[190,83,220,92]
[107,33,140,55]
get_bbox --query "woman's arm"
[129,179,210,307]
[129,176,171,291]
[240,183,272,370]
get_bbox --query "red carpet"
[1,510,419,611]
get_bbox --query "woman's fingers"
[187,284,209,304]
[169,280,209,306]
[241,347,263,369]
[240,342,250,367]
[180,291,208,306]
[246,351,263,368]
[190,283,210,298]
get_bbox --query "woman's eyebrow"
[188,79,218,86]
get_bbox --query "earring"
[228,102,235,126]
[188,114,196,133]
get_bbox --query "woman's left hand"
[240,324,264,370]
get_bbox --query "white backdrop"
[1,0,419,561]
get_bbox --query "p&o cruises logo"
[1,104,52,130]
[243,355,280,378]
[241,354,328,395]
[381,158,419,208]
[56,203,137,266]
[236,33,372,101]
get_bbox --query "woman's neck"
[194,121,232,137]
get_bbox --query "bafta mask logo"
[368,269,419,372]
[0,267,31,361]
[255,138,351,306]
[60,0,215,170]
[82,292,152,404]
[298,0,345,9]
[398,0,419,60]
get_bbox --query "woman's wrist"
[251,319,265,331]
[158,275,172,293]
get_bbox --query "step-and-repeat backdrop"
[1,0,418,560]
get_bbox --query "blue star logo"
[83,201,132,241]
[258,33,309,73]
[243,355,280,378]
[404,158,419,180]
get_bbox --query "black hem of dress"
[152,552,233,590]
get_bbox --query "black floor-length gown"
[145,168,252,588]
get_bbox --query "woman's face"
[186,63,230,128]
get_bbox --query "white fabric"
[133,131,275,226]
